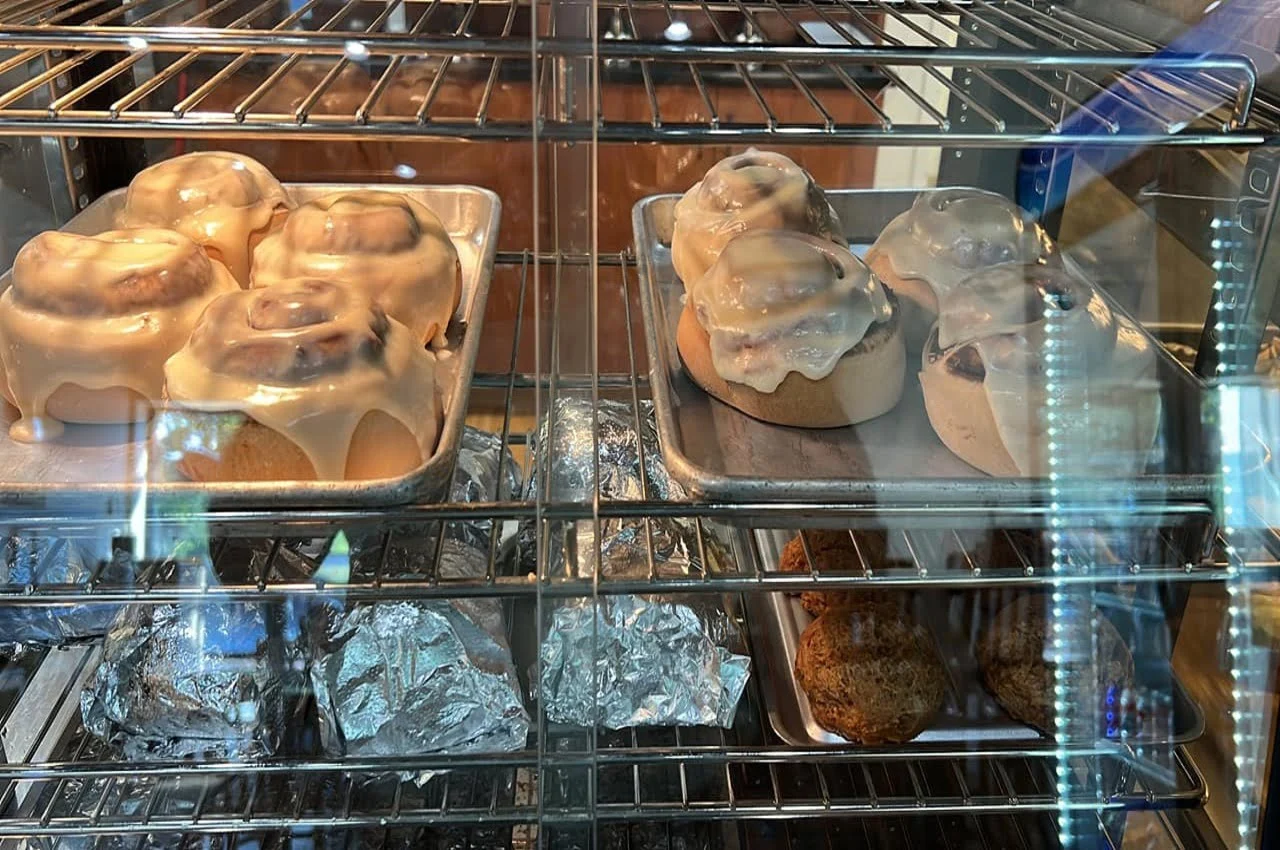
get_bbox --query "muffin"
[977,594,1134,735]
[778,529,888,617]
[794,595,947,744]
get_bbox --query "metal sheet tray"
[0,183,499,508]
[747,528,1206,749]
[633,188,1213,506]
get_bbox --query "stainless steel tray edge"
[632,189,1215,507]
[0,183,500,509]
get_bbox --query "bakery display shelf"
[0,0,1269,145]
[0,641,1206,838]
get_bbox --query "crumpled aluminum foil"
[81,601,304,760]
[0,536,125,649]
[527,397,750,728]
[310,596,529,764]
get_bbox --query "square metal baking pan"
[0,183,499,508]
[746,528,1205,750]
[633,188,1214,506]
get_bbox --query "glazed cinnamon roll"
[671,149,844,289]
[252,190,460,347]
[0,228,239,442]
[162,279,438,482]
[866,189,1057,352]
[919,264,1160,477]
[118,151,292,286]
[678,230,904,427]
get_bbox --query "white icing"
[252,190,459,348]
[164,279,438,481]
[671,149,843,289]
[0,228,240,442]
[931,263,1160,476]
[867,188,1054,302]
[118,151,292,286]
[689,230,892,393]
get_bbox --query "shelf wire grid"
[0,631,1208,838]
[0,251,1262,609]
[0,0,1267,144]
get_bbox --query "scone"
[252,190,460,347]
[679,230,905,427]
[0,228,239,441]
[777,529,889,617]
[865,188,1056,352]
[977,594,1134,735]
[919,263,1161,477]
[161,278,439,482]
[794,596,947,744]
[118,151,292,286]
[671,149,844,288]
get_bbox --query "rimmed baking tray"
[633,188,1214,506]
[0,183,499,508]
[746,527,1206,749]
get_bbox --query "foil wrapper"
[0,537,125,648]
[527,397,750,728]
[310,597,529,764]
[81,601,304,760]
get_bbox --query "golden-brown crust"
[176,408,430,482]
[795,596,947,744]
[976,594,1134,735]
[777,529,889,617]
[676,297,904,428]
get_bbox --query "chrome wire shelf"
[0,639,1206,838]
[0,251,1265,606]
[0,0,1268,144]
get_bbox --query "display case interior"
[0,0,1278,848]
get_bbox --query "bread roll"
[794,595,947,744]
[162,278,439,482]
[919,263,1161,477]
[0,228,239,441]
[671,149,844,288]
[777,529,889,617]
[678,230,904,427]
[252,190,460,347]
[118,151,292,286]
[977,594,1134,735]
[865,188,1056,352]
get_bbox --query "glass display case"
[0,0,1276,848]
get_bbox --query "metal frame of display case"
[0,0,1277,847]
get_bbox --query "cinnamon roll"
[678,230,904,427]
[118,151,292,286]
[919,263,1161,477]
[252,190,460,347]
[0,228,239,442]
[671,149,844,289]
[162,279,439,482]
[865,189,1057,352]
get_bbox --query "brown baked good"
[976,594,1134,735]
[864,188,1057,353]
[919,263,1161,478]
[118,151,292,286]
[252,190,461,348]
[0,228,239,442]
[794,596,947,744]
[777,529,888,617]
[678,230,905,428]
[162,279,439,482]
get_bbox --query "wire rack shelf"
[0,0,1269,144]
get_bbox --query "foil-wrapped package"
[528,397,750,728]
[310,597,529,763]
[350,426,522,582]
[81,601,304,760]
[0,536,125,648]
